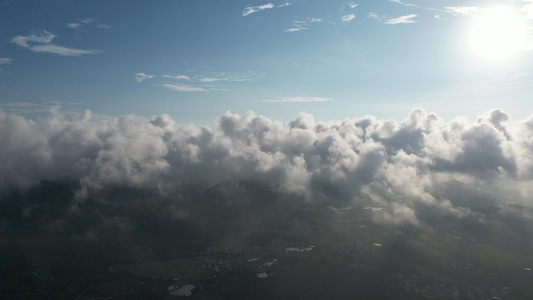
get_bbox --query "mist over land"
[1,108,533,299]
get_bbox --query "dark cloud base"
[1,109,533,298]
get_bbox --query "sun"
[467,5,528,62]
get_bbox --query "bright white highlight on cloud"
[260,97,332,102]
[467,5,530,61]
[11,30,100,56]
[385,14,418,24]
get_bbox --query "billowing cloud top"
[1,108,533,225]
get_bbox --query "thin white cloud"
[349,3,358,9]
[162,84,209,92]
[285,27,308,32]
[278,2,292,8]
[66,18,109,30]
[0,58,13,64]
[197,73,254,82]
[342,14,356,22]
[285,18,322,32]
[368,12,381,20]
[135,73,155,83]
[385,14,418,24]
[243,3,274,16]
[260,97,333,103]
[11,30,100,56]
[137,72,252,91]
[444,6,479,16]
[163,75,191,80]
[67,23,82,29]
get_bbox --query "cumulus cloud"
[11,30,101,56]
[2,108,533,226]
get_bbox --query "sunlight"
[467,5,528,62]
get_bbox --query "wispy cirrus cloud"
[11,30,100,56]
[243,3,274,16]
[260,96,332,103]
[197,72,255,82]
[67,18,110,30]
[136,71,254,92]
[388,0,417,8]
[0,58,13,70]
[0,58,13,64]
[161,84,209,92]
[385,14,418,24]
[243,2,292,16]
[163,75,190,80]
[444,6,479,16]
[284,18,322,33]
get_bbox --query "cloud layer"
[1,108,533,225]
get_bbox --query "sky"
[1,0,533,126]
[2,0,533,234]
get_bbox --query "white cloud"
[260,97,333,102]
[135,73,155,83]
[284,27,308,32]
[67,23,82,29]
[522,0,533,19]
[3,108,533,227]
[198,73,254,82]
[243,3,274,16]
[66,18,109,30]
[0,58,13,64]
[368,12,381,20]
[285,17,322,32]
[444,6,479,16]
[163,75,191,80]
[11,30,100,56]
[349,3,358,9]
[278,2,292,8]
[161,84,208,92]
[342,14,356,22]
[385,14,418,24]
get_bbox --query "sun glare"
[467,5,528,62]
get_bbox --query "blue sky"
[1,0,533,126]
